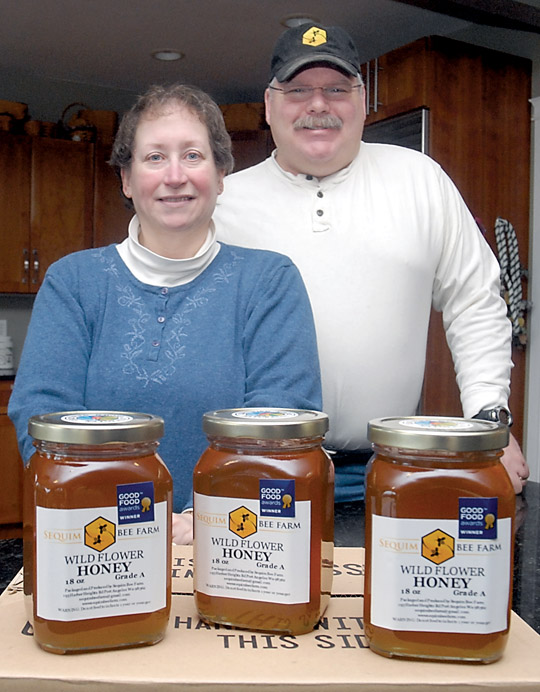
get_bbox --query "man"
[214,23,529,499]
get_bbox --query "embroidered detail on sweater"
[95,247,244,386]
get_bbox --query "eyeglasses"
[268,84,363,103]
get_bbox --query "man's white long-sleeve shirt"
[214,142,511,451]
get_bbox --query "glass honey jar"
[193,407,334,635]
[364,416,514,663]
[24,411,173,654]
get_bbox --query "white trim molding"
[525,96,540,482]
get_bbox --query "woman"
[9,84,322,544]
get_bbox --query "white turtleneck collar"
[116,215,221,287]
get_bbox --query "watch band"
[472,406,513,427]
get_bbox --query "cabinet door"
[30,138,94,290]
[93,141,132,247]
[0,134,31,292]
[0,381,23,526]
[363,39,430,125]
[0,415,23,525]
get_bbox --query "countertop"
[1,481,539,634]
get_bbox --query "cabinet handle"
[22,249,29,284]
[363,59,381,115]
[373,58,379,113]
[365,61,371,115]
[32,249,39,284]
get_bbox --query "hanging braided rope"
[494,217,527,348]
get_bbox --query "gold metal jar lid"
[202,408,329,440]
[28,411,164,445]
[368,416,509,452]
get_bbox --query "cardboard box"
[0,547,539,691]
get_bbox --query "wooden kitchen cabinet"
[31,138,94,288]
[362,36,531,443]
[0,380,23,528]
[362,42,426,122]
[220,102,275,171]
[0,134,31,293]
[92,141,132,247]
[0,133,94,293]
[230,130,274,172]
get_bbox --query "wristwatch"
[472,406,513,427]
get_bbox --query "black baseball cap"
[270,24,361,82]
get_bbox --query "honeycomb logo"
[422,529,454,565]
[84,517,116,552]
[302,27,327,47]
[229,506,257,538]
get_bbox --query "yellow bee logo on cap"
[303,27,327,46]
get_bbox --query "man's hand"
[501,433,529,494]
[172,511,193,545]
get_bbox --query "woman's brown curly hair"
[109,83,234,210]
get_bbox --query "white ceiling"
[1,0,539,110]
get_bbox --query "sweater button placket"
[149,288,169,358]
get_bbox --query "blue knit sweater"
[9,243,322,511]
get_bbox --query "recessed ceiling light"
[281,15,320,28]
[151,50,184,62]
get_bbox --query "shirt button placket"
[312,187,328,232]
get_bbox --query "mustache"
[293,114,343,130]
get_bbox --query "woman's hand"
[172,511,193,545]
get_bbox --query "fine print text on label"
[36,492,167,622]
[370,511,511,634]
[194,491,311,605]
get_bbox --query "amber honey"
[25,411,173,654]
[364,416,514,663]
[193,408,334,635]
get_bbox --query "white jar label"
[370,512,511,634]
[194,490,311,604]
[35,494,168,622]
